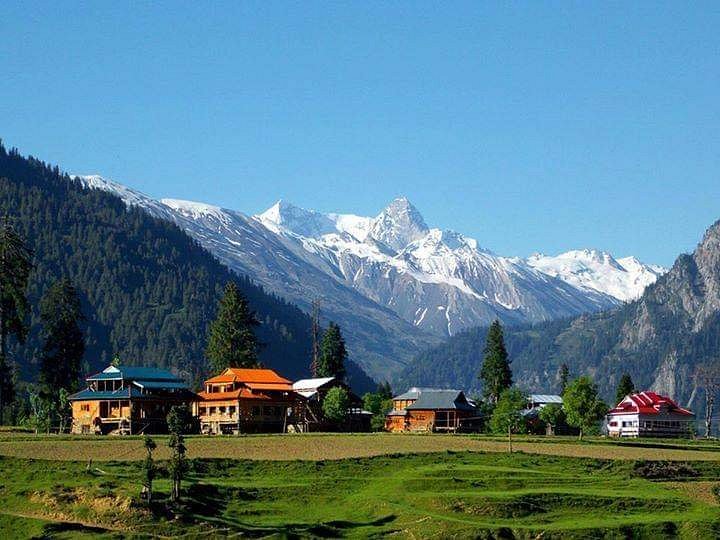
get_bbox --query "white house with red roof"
[605,391,695,438]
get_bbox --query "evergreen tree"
[318,322,347,380]
[559,363,569,395]
[479,320,512,404]
[38,278,85,403]
[205,282,260,373]
[615,373,635,405]
[377,381,393,400]
[0,217,32,421]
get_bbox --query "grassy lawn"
[0,450,719,538]
[2,432,720,462]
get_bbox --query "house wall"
[71,400,101,434]
[198,398,297,434]
[607,412,694,438]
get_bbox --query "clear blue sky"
[2,2,719,266]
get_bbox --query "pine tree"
[205,282,260,373]
[317,322,347,380]
[39,278,85,403]
[0,218,32,421]
[479,320,512,404]
[559,363,569,395]
[615,373,635,405]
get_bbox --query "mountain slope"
[0,145,374,392]
[76,175,663,382]
[399,218,720,408]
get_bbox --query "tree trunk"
[507,425,512,453]
[578,428,583,441]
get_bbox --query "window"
[229,406,236,415]
[81,404,90,412]
[609,421,617,427]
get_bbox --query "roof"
[197,388,272,401]
[245,382,293,391]
[205,367,291,385]
[608,391,694,417]
[86,365,181,382]
[387,409,408,417]
[529,394,563,404]
[292,377,335,391]
[406,390,476,412]
[393,387,441,401]
[132,380,189,390]
[69,387,138,400]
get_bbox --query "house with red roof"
[194,367,304,434]
[605,391,695,438]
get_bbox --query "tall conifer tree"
[205,282,260,373]
[0,218,32,420]
[479,320,512,404]
[615,373,635,405]
[39,278,85,402]
[318,322,347,380]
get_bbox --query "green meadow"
[1,435,720,538]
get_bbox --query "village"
[67,359,697,440]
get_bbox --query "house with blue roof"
[69,365,197,435]
[385,387,478,432]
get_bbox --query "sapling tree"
[168,433,188,502]
[489,387,527,452]
[142,435,157,504]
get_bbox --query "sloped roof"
[69,387,138,401]
[608,391,694,417]
[197,388,272,401]
[393,387,440,401]
[132,380,189,390]
[205,367,291,385]
[293,377,335,391]
[87,365,181,382]
[406,390,476,411]
[529,394,563,404]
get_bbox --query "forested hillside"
[0,143,374,391]
[400,218,720,408]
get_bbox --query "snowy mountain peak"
[160,198,231,223]
[369,197,429,252]
[526,250,666,302]
[256,200,336,237]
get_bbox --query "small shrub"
[633,461,699,480]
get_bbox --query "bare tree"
[694,363,720,438]
[310,298,321,377]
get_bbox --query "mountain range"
[400,217,720,410]
[77,175,665,382]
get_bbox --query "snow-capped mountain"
[527,250,666,302]
[74,175,665,380]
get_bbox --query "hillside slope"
[0,143,374,391]
[400,218,720,407]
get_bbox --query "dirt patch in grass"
[667,481,720,506]
[2,434,720,462]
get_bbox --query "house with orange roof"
[194,367,304,434]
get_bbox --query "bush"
[166,404,199,435]
[322,387,350,425]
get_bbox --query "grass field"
[1,434,720,538]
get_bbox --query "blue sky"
[1,2,719,266]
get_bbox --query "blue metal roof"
[69,387,139,400]
[405,390,476,411]
[86,365,181,382]
[132,380,189,390]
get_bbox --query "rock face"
[76,175,665,383]
[399,219,720,412]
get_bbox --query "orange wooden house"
[194,367,304,434]
[385,387,477,433]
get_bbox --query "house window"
[609,421,617,427]
[229,406,236,415]
[81,404,90,412]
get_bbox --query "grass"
[2,434,720,537]
[2,432,720,462]
[0,451,719,538]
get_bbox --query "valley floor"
[1,434,720,538]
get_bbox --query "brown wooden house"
[69,365,196,435]
[195,367,303,434]
[385,387,477,432]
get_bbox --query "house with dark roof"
[605,391,695,438]
[385,387,477,432]
[69,365,196,435]
[195,367,304,434]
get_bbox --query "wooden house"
[69,365,196,435]
[605,391,695,438]
[292,376,370,431]
[195,367,303,434]
[385,387,477,432]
